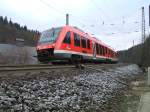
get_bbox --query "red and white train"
[36,25,118,63]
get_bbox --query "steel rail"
[0,64,53,68]
[0,65,76,72]
[0,63,120,72]
[0,63,119,68]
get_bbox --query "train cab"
[36,27,62,62]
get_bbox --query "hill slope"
[0,16,40,46]
[118,35,150,67]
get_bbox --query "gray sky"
[0,0,150,51]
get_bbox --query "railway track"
[0,63,126,72]
[0,64,76,72]
[0,63,130,88]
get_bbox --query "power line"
[39,0,143,37]
[89,0,106,21]
[40,0,110,33]
[39,0,89,29]
[39,0,65,15]
[89,0,141,32]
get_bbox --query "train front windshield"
[38,27,62,44]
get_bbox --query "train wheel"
[71,54,83,65]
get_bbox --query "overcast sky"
[0,0,150,51]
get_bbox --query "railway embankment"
[0,64,143,112]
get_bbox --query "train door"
[92,42,96,58]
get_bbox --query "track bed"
[0,64,142,112]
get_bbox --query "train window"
[101,46,102,54]
[105,48,107,54]
[110,50,111,56]
[104,47,106,54]
[87,39,90,49]
[99,45,102,55]
[63,31,71,44]
[109,50,111,56]
[96,43,99,54]
[102,46,105,55]
[98,44,100,54]
[81,37,86,48]
[104,47,105,55]
[74,33,80,47]
[105,47,107,54]
[39,27,62,44]
[111,51,113,57]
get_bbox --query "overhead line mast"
[141,7,145,44]
[149,5,150,27]
[141,6,146,66]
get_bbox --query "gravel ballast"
[0,64,142,112]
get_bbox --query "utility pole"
[141,7,146,66]
[142,7,145,44]
[149,5,150,35]
[149,5,150,27]
[66,13,69,25]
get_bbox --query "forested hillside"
[118,35,150,67]
[0,16,40,46]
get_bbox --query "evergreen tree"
[4,16,8,25]
[0,16,39,46]
[23,25,27,31]
[9,18,13,27]
[14,23,20,30]
[0,16,3,24]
